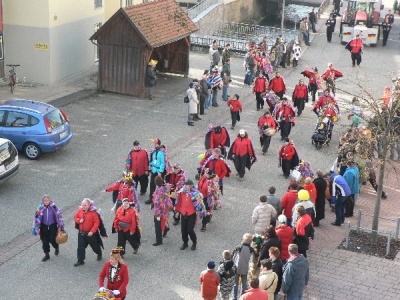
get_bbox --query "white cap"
[239,129,246,135]
[278,215,287,223]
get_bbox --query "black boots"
[55,248,59,256]
[180,243,188,250]
[42,253,50,262]
[191,243,197,251]
[74,260,85,267]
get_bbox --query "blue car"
[0,99,73,159]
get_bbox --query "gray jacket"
[267,194,282,215]
[232,243,255,275]
[282,254,309,298]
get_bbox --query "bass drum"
[264,128,276,136]
[93,292,115,300]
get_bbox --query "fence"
[188,0,219,19]
[316,0,330,19]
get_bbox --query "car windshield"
[45,108,66,129]
[0,142,17,164]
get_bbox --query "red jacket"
[197,175,209,197]
[295,213,313,236]
[227,99,243,112]
[279,144,296,160]
[303,183,317,204]
[232,137,254,157]
[204,158,228,179]
[292,84,308,100]
[253,77,267,93]
[322,69,343,81]
[350,38,363,53]
[275,104,295,122]
[258,116,277,129]
[165,171,185,192]
[106,181,135,201]
[209,131,228,149]
[176,192,196,216]
[113,206,137,233]
[303,69,317,85]
[239,288,268,299]
[275,224,294,260]
[281,190,298,220]
[269,77,286,94]
[74,208,100,233]
[99,261,129,298]
[126,149,149,176]
[314,95,335,110]
[200,269,220,300]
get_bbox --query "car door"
[2,111,30,150]
[0,110,5,136]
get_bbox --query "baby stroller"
[311,116,332,149]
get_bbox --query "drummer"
[258,110,278,155]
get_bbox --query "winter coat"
[266,194,282,214]
[204,158,229,179]
[275,224,293,260]
[252,202,277,235]
[253,77,267,93]
[313,177,327,221]
[279,144,296,160]
[269,77,286,94]
[282,254,309,298]
[145,66,156,87]
[281,190,298,220]
[292,84,308,100]
[74,208,100,233]
[303,183,317,204]
[258,236,282,264]
[239,288,268,300]
[259,270,278,300]
[227,99,243,112]
[343,165,360,195]
[272,258,284,294]
[217,260,237,295]
[232,137,254,157]
[232,243,255,275]
[200,269,220,300]
[330,174,351,199]
[113,206,137,233]
[293,214,314,253]
[187,88,199,114]
[292,200,316,226]
[126,148,149,177]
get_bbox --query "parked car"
[0,138,19,182]
[0,99,73,159]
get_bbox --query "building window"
[126,0,133,6]
[94,0,103,8]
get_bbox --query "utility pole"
[281,0,285,38]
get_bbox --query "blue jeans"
[287,296,302,300]
[302,32,310,45]
[335,195,346,225]
[233,274,247,299]
[212,89,219,106]
[222,84,228,101]
[205,91,211,109]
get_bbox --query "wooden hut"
[90,0,198,97]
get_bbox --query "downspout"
[90,39,101,92]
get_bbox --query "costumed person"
[152,176,173,246]
[165,163,186,226]
[301,66,322,103]
[205,124,231,157]
[269,71,286,99]
[202,147,230,196]
[292,79,308,116]
[260,51,274,80]
[228,129,257,181]
[258,110,278,155]
[98,247,129,300]
[112,198,141,256]
[264,88,279,113]
[73,198,104,267]
[145,59,157,100]
[293,205,314,258]
[321,63,343,95]
[296,160,315,186]
[346,34,363,67]
[105,171,140,212]
[281,182,299,227]
[146,138,166,204]
[279,138,299,179]
[253,72,268,111]
[274,97,296,139]
[312,89,336,116]
[303,177,317,204]
[125,140,149,196]
[291,41,301,68]
[197,168,220,232]
[313,171,327,226]
[32,195,64,262]
[175,179,206,251]
[227,94,243,130]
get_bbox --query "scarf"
[32,201,64,236]
[181,187,206,218]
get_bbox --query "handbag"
[56,230,68,244]
[184,96,189,103]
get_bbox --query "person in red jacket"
[203,148,230,196]
[269,71,286,99]
[281,182,299,227]
[293,205,314,257]
[165,163,186,225]
[312,89,336,116]
[303,177,317,204]
[274,98,296,140]
[258,110,278,155]
[206,125,230,157]
[275,214,294,262]
[239,277,268,300]
[229,129,256,180]
[279,138,297,178]
[98,247,129,300]
[105,172,140,212]
[226,94,243,129]
[301,66,322,103]
[200,261,220,300]
[74,198,102,267]
[197,169,220,231]
[292,79,309,116]
[321,63,343,95]
[253,72,268,111]
[348,34,363,67]
[125,140,149,195]
[112,198,140,256]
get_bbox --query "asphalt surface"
[0,3,399,299]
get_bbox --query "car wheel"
[24,142,42,160]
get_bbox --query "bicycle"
[6,64,20,93]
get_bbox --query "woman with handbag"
[32,195,65,262]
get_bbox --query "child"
[226,94,243,130]
[291,41,301,68]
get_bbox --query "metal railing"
[188,0,219,19]
[316,0,330,19]
[355,209,400,241]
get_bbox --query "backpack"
[184,95,189,103]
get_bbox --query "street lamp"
[281,0,285,37]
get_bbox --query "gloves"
[99,287,106,293]
[113,290,120,295]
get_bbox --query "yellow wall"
[3,0,49,27]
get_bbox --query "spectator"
[259,259,278,299]
[281,182,299,226]
[313,170,327,226]
[187,82,200,126]
[258,225,282,265]
[200,261,220,300]
[252,195,277,235]
[199,70,210,114]
[300,17,311,46]
[292,190,316,227]
[221,59,231,103]
[330,172,351,226]
[275,215,293,262]
[267,186,282,226]
[291,42,302,68]
[293,205,314,258]
[239,277,268,300]
[343,159,359,216]
[222,44,231,65]
[269,247,284,300]
[217,250,237,300]
[282,244,309,299]
[145,59,157,99]
[308,8,317,33]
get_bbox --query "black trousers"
[148,172,158,200]
[280,121,292,139]
[382,30,390,45]
[351,53,361,66]
[199,95,206,115]
[231,111,239,127]
[282,159,292,177]
[262,135,271,153]
[202,198,211,226]
[171,198,180,222]
[41,223,58,253]
[309,83,318,102]
[117,230,140,255]
[181,213,197,244]
[255,92,264,110]
[276,91,284,99]
[134,174,148,194]
[327,29,333,42]
[295,98,306,116]
[154,216,163,244]
[77,232,102,261]
[234,154,249,178]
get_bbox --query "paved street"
[0,3,400,299]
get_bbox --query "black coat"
[272,258,284,294]
[258,236,282,266]
[313,177,327,221]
